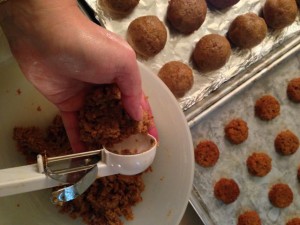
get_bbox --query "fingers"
[141,93,159,140]
[113,47,143,121]
[60,111,86,153]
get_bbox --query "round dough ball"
[194,140,220,167]
[224,118,248,145]
[286,218,300,225]
[207,0,240,9]
[263,0,298,29]
[214,178,240,204]
[127,16,167,58]
[268,183,293,208]
[274,130,299,155]
[287,77,300,103]
[192,34,231,72]
[246,152,272,177]
[100,0,139,15]
[158,61,194,98]
[227,13,267,49]
[255,95,280,121]
[167,0,207,34]
[237,211,262,225]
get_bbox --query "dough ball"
[227,13,267,49]
[100,0,139,16]
[158,61,194,98]
[224,118,248,145]
[194,140,220,167]
[268,183,293,208]
[286,218,300,225]
[255,95,280,121]
[237,211,262,225]
[207,0,240,10]
[214,178,240,204]
[287,77,300,103]
[274,130,299,155]
[263,0,298,29]
[246,152,272,177]
[192,34,231,72]
[127,16,167,58]
[167,0,207,34]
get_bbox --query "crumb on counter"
[16,88,21,95]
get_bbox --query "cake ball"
[194,140,220,167]
[167,0,207,34]
[246,152,272,177]
[286,218,300,225]
[263,0,298,29]
[255,95,280,121]
[287,77,300,103]
[224,118,248,144]
[127,16,167,58]
[100,0,139,15]
[227,13,267,49]
[207,0,240,10]
[268,183,293,208]
[274,130,299,155]
[214,178,240,204]
[192,34,231,72]
[237,211,262,225]
[158,61,194,98]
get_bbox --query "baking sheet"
[84,0,300,112]
[189,50,300,225]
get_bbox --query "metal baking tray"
[188,48,300,225]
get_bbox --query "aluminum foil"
[85,0,300,111]
[190,52,300,225]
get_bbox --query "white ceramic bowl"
[0,37,194,225]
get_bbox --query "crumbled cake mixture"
[79,84,151,150]
[13,84,152,225]
[13,115,71,164]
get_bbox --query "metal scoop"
[0,133,157,204]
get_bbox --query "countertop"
[180,203,203,225]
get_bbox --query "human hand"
[0,0,157,152]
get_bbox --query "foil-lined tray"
[82,0,300,114]
[189,50,300,225]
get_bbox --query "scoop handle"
[0,163,62,197]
